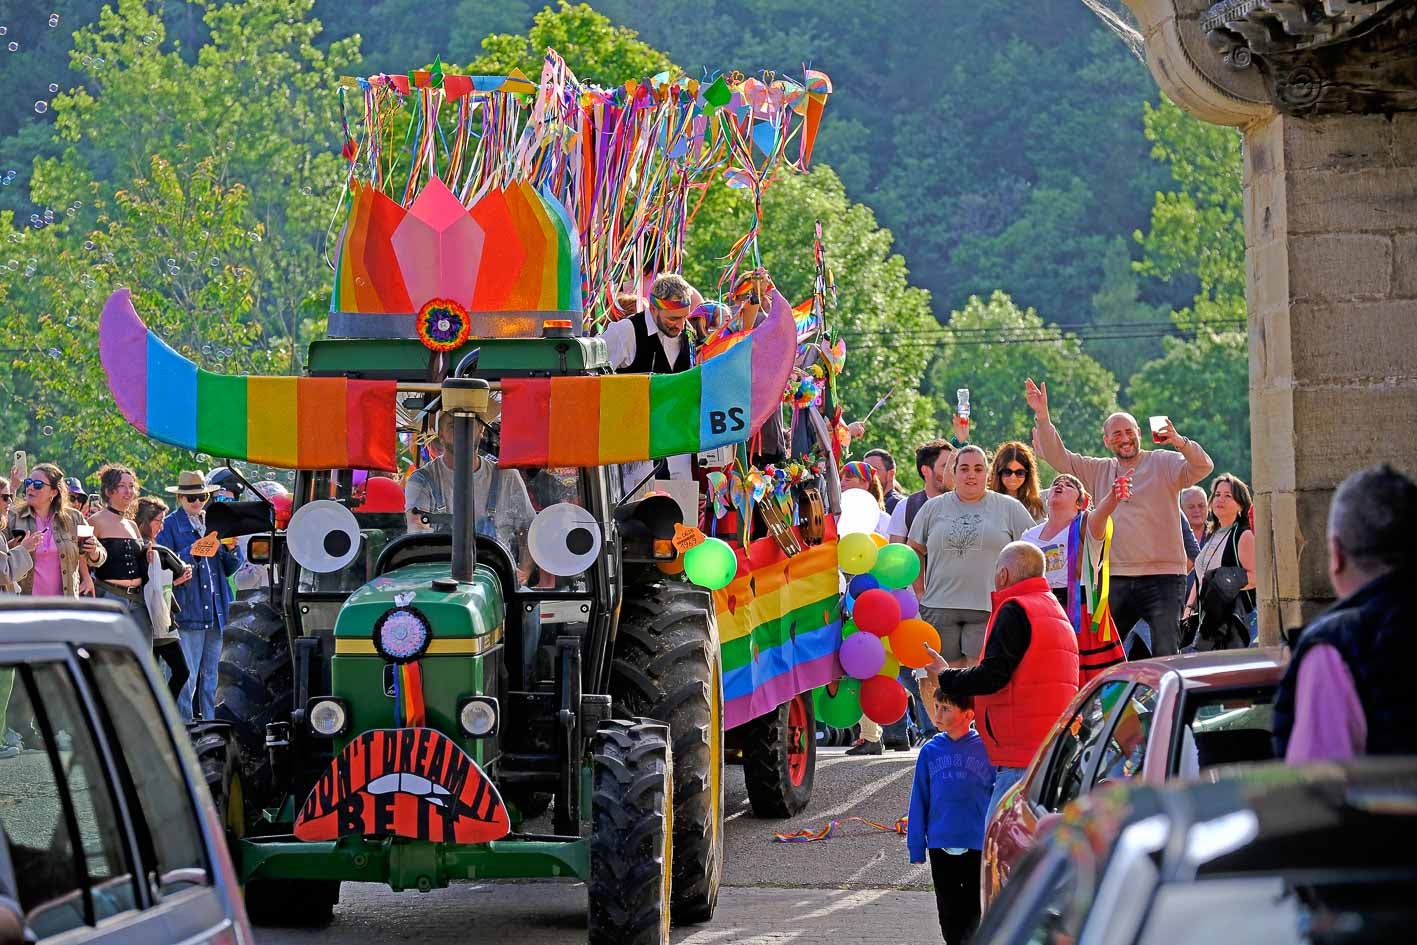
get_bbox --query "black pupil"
[324,530,352,557]
[567,527,594,556]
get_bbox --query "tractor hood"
[333,562,505,657]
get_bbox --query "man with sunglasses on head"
[156,470,240,722]
[1025,378,1213,658]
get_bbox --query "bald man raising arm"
[921,542,1080,818]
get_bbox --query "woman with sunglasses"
[9,463,105,595]
[988,441,1045,522]
[0,485,39,593]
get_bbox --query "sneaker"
[2,729,21,750]
[845,739,883,756]
[0,745,17,760]
[885,738,911,751]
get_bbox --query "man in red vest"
[921,542,1080,818]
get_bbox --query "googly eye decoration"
[286,499,361,574]
[373,606,432,663]
[527,502,602,576]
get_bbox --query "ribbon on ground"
[774,815,907,843]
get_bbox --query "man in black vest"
[1273,463,1417,762]
[603,272,696,375]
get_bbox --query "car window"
[1040,681,1127,812]
[1175,686,1277,776]
[85,647,210,898]
[0,662,137,940]
[1093,685,1157,787]
[974,839,1096,945]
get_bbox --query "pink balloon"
[839,631,886,681]
[891,588,919,620]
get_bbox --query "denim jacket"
[155,512,239,628]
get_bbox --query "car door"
[1090,684,1158,788]
[1034,680,1131,815]
[0,644,238,944]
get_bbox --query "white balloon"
[837,488,881,535]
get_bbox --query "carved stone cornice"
[1203,0,1417,113]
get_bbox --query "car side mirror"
[0,895,27,945]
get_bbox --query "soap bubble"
[45,348,60,359]
[201,344,212,355]
[47,83,58,93]
[0,27,8,36]
[48,14,59,28]
[142,33,155,45]
[33,101,47,114]
[83,240,94,250]
[40,425,53,437]
[7,42,18,52]
[208,256,219,267]
[65,315,78,327]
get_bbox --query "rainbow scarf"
[1066,512,1117,642]
[393,661,426,728]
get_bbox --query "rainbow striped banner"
[498,288,796,468]
[716,524,843,729]
[98,289,398,470]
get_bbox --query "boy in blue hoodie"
[908,682,996,945]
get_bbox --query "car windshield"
[297,465,596,595]
[1137,875,1417,945]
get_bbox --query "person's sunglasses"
[0,493,12,501]
[181,494,210,504]
[1000,467,1027,478]
[22,478,51,491]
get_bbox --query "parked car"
[974,757,1417,945]
[984,648,1284,904]
[0,598,251,944]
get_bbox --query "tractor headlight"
[308,698,349,737]
[458,697,498,738]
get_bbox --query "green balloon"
[683,537,738,590]
[814,678,863,728]
[870,543,922,589]
[841,619,859,640]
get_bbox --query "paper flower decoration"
[416,298,471,352]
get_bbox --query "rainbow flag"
[716,523,843,729]
[498,288,796,468]
[98,290,398,470]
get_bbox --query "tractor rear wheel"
[192,723,339,927]
[588,720,673,945]
[611,584,723,925]
[739,692,816,818]
[214,590,293,809]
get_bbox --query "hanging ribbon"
[1066,513,1085,632]
[1093,517,1116,642]
[394,661,427,727]
[774,815,908,843]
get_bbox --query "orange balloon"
[869,532,888,548]
[889,618,942,669]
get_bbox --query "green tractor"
[200,332,728,942]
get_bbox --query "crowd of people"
[0,458,291,732]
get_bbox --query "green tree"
[466,1,675,81]
[1088,235,1171,382]
[926,291,1120,473]
[682,167,939,489]
[1126,330,1250,482]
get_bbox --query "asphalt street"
[256,742,942,944]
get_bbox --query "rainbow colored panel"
[331,177,581,325]
[498,289,796,468]
[99,290,398,470]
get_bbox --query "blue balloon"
[847,574,880,598]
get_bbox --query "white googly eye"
[286,500,361,573]
[527,503,602,576]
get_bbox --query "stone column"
[1122,0,1417,643]
[1246,113,1417,637]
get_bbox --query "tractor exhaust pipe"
[441,378,491,585]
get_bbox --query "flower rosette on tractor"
[95,55,840,944]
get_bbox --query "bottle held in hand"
[956,388,970,421]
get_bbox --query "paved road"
[257,743,942,944]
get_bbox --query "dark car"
[984,648,1284,904]
[0,598,251,944]
[974,757,1417,945]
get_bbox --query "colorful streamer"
[394,661,427,728]
[98,290,398,471]
[774,815,907,843]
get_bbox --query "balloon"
[878,637,901,678]
[869,532,888,548]
[841,619,859,640]
[814,678,863,728]
[847,573,879,598]
[871,543,921,589]
[890,618,942,669]
[683,537,738,590]
[860,676,908,725]
[838,489,881,535]
[836,532,879,575]
[839,631,886,680]
[853,588,902,637]
[891,587,920,620]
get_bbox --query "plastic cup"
[75,523,94,540]
[1149,416,1168,444]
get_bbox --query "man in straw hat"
[156,470,240,721]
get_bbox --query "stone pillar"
[1245,113,1417,639]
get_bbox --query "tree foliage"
[465,1,675,82]
[927,291,1120,474]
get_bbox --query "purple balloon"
[839,631,886,681]
[891,588,920,621]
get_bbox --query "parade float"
[96,50,926,942]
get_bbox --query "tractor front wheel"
[739,692,816,818]
[588,720,674,945]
